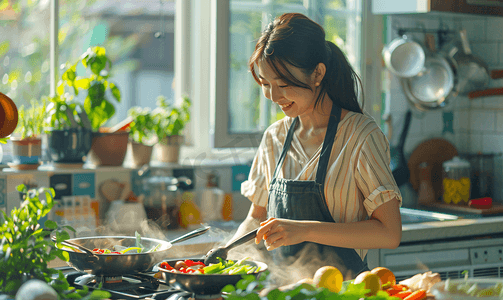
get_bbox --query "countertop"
[163,212,503,247]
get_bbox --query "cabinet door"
[73,173,95,198]
[372,0,503,16]
[50,174,72,200]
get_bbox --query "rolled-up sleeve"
[355,129,402,216]
[241,143,269,207]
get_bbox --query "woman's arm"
[225,203,267,247]
[256,197,402,251]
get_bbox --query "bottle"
[200,172,225,222]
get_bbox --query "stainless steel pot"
[402,34,457,111]
[382,35,426,78]
[57,227,210,276]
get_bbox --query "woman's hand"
[255,218,308,251]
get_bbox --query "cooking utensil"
[382,34,426,78]
[408,138,458,202]
[390,110,412,187]
[57,226,210,276]
[75,105,92,130]
[0,92,18,138]
[401,34,456,111]
[203,228,258,265]
[51,236,96,256]
[157,258,268,295]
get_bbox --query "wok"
[156,258,268,295]
[56,226,209,276]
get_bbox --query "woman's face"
[257,60,318,118]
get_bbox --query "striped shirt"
[241,111,402,259]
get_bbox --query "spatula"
[203,228,258,265]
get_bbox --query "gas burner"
[58,267,225,300]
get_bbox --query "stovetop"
[55,266,223,300]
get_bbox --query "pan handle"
[51,236,97,257]
[469,87,503,100]
[491,70,503,80]
[169,226,210,244]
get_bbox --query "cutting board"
[408,138,458,202]
[426,202,503,215]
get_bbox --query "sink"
[400,207,460,224]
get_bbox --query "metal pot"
[401,34,457,111]
[57,227,210,276]
[383,35,426,78]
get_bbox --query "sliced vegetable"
[120,247,142,254]
[403,289,426,300]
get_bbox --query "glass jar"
[442,156,471,205]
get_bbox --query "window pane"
[228,0,362,135]
[58,0,175,126]
[0,1,51,108]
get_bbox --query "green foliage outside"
[0,184,110,299]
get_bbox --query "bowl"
[430,278,503,300]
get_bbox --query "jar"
[142,170,192,229]
[442,156,471,205]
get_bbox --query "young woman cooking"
[226,13,402,277]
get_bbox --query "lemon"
[353,271,381,296]
[313,266,343,293]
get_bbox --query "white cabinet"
[372,0,503,16]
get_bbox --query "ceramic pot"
[156,135,184,163]
[87,131,129,166]
[129,141,153,167]
[11,137,42,165]
[48,128,93,163]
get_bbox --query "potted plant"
[153,95,191,163]
[58,46,128,167]
[0,184,110,299]
[127,106,156,167]
[9,99,48,170]
[46,95,93,166]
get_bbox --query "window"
[0,0,176,163]
[212,0,364,148]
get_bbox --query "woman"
[227,13,402,277]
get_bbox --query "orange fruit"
[353,271,381,296]
[313,266,343,293]
[370,267,396,289]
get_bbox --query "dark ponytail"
[323,41,363,113]
[249,13,364,114]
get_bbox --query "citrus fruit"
[354,271,381,296]
[370,267,396,289]
[313,266,343,293]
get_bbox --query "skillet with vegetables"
[159,257,262,275]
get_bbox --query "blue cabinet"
[73,173,95,198]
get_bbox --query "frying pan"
[468,70,503,99]
[156,258,268,295]
[382,34,426,78]
[401,34,457,111]
[56,226,210,276]
[390,110,412,187]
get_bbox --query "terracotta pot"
[129,141,153,167]
[156,135,184,163]
[48,128,93,163]
[87,131,129,166]
[11,137,42,165]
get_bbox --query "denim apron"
[266,102,369,276]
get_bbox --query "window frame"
[208,0,379,149]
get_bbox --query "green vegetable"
[0,184,110,299]
[135,231,144,252]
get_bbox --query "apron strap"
[272,117,299,180]
[315,102,342,186]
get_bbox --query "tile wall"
[386,13,503,206]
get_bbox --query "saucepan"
[156,258,268,295]
[382,34,426,78]
[401,33,457,111]
[55,226,210,276]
